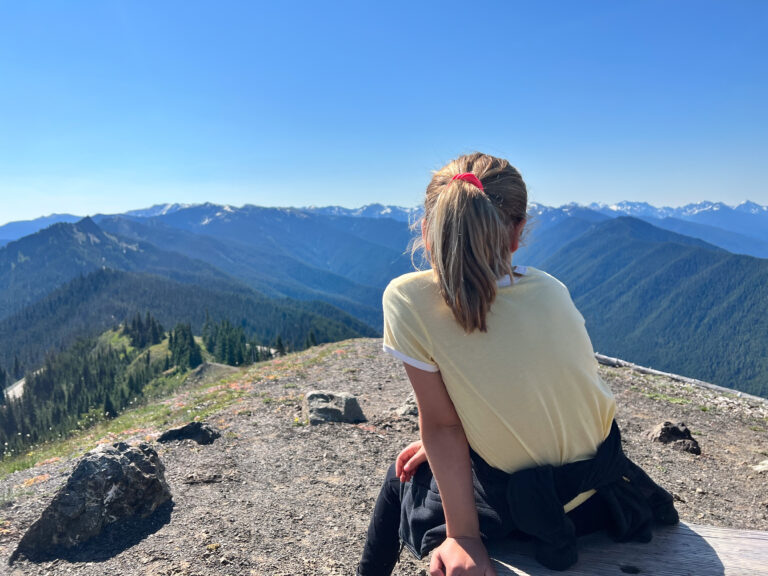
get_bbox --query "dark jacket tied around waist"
[398,421,679,571]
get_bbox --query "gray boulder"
[647,422,701,455]
[157,421,220,444]
[303,390,366,425]
[11,442,171,563]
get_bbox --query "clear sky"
[1,0,766,225]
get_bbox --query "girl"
[357,153,677,576]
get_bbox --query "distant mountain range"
[1,200,766,396]
[0,214,82,247]
[4,199,768,254]
[526,200,768,258]
[589,199,768,219]
[301,203,420,222]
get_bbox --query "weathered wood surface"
[488,523,768,576]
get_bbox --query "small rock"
[303,390,366,425]
[397,392,418,417]
[183,472,223,484]
[647,422,701,455]
[751,460,768,473]
[158,421,221,444]
[10,442,171,563]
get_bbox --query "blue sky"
[1,0,766,225]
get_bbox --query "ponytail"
[416,153,528,333]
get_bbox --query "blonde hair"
[414,152,528,333]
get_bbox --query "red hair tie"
[451,173,484,191]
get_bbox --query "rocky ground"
[1,338,767,575]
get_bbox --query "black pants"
[357,465,404,576]
[357,462,610,576]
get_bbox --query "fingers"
[397,441,423,482]
[404,447,426,471]
[396,450,414,480]
[429,550,446,576]
[401,446,427,481]
[396,446,413,477]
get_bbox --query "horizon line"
[2,198,767,229]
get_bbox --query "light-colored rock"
[397,392,418,417]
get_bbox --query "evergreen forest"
[0,312,300,461]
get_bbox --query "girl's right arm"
[403,363,497,576]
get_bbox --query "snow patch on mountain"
[124,203,194,218]
[588,200,767,220]
[301,203,421,222]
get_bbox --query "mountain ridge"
[2,201,766,397]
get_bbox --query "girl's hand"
[429,537,497,576]
[395,440,427,482]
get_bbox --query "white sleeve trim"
[382,344,440,372]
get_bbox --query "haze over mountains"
[1,199,767,397]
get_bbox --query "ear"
[421,218,431,252]
[509,219,526,254]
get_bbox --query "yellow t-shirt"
[382,266,615,475]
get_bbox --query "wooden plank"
[488,523,768,576]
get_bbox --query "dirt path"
[1,338,767,575]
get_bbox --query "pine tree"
[103,395,117,419]
[124,311,164,349]
[13,356,22,380]
[169,324,203,370]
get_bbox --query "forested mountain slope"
[95,216,383,329]
[0,217,250,320]
[640,216,768,259]
[541,217,768,396]
[145,204,414,288]
[0,268,377,374]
